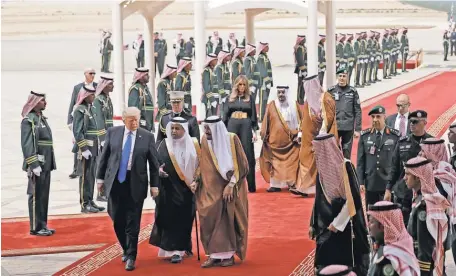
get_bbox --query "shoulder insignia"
[399,136,408,142]
[382,264,395,276]
[327,85,336,92]
[350,87,358,93]
[361,128,372,136]
[418,210,426,221]
[389,128,400,137]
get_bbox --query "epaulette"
[399,136,408,142]
[389,128,400,137]
[360,128,371,136]
[349,86,358,93]
[327,85,336,91]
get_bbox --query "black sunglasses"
[89,72,96,75]
[396,103,409,108]
[409,119,422,124]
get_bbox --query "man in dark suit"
[96,106,161,271]
[67,68,97,179]
[385,93,410,137]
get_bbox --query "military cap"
[336,67,348,75]
[368,105,386,116]
[167,91,187,102]
[408,110,427,119]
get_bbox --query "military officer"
[387,29,395,78]
[373,32,382,83]
[357,106,400,206]
[72,86,105,213]
[93,76,114,202]
[128,67,155,133]
[174,57,193,114]
[257,42,273,122]
[294,35,307,104]
[328,67,362,159]
[385,110,433,225]
[318,35,326,86]
[244,44,260,103]
[156,91,200,145]
[354,33,363,87]
[392,29,401,76]
[344,34,355,85]
[361,32,370,86]
[132,33,145,68]
[231,46,245,83]
[382,30,391,79]
[336,34,346,72]
[214,50,232,118]
[101,31,113,73]
[155,64,177,122]
[202,54,219,117]
[444,30,450,62]
[400,28,409,72]
[21,91,56,236]
[154,32,166,77]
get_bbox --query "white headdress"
[274,86,299,130]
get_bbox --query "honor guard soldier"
[373,32,382,83]
[328,67,362,159]
[21,92,56,236]
[202,54,219,116]
[354,33,363,87]
[257,42,273,122]
[400,28,409,72]
[318,35,326,86]
[344,34,355,85]
[382,30,391,79]
[231,46,246,83]
[156,91,200,145]
[73,86,106,213]
[155,64,177,122]
[174,57,193,114]
[444,30,450,62]
[385,110,433,225]
[128,67,155,133]
[357,106,400,206]
[294,35,307,104]
[244,44,260,104]
[93,76,114,201]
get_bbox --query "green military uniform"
[393,32,400,75]
[400,30,409,72]
[202,54,218,116]
[174,38,185,65]
[257,45,273,122]
[294,36,307,104]
[318,38,326,86]
[213,56,231,118]
[128,70,155,133]
[387,34,394,77]
[373,34,382,82]
[357,106,400,206]
[155,66,176,122]
[336,38,345,71]
[133,36,145,68]
[231,56,245,83]
[154,35,166,77]
[344,37,355,85]
[244,47,260,103]
[72,87,105,213]
[101,35,113,73]
[366,35,375,84]
[444,31,450,61]
[361,35,369,86]
[174,61,192,115]
[206,36,213,55]
[382,33,391,79]
[354,35,363,87]
[21,92,56,235]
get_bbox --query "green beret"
[336,67,348,75]
[368,105,386,115]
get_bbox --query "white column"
[245,9,255,44]
[194,1,206,120]
[307,0,318,76]
[112,2,125,115]
[324,0,336,88]
[144,16,156,103]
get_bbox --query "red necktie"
[399,115,406,137]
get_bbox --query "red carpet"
[1,212,153,256]
[54,71,456,275]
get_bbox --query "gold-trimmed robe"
[196,133,249,260]
[294,92,338,194]
[259,101,302,185]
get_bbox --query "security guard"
[156,91,200,145]
[21,91,56,236]
[357,106,400,206]
[385,110,433,225]
[328,67,362,159]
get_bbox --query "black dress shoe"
[121,254,127,262]
[90,201,105,211]
[81,205,99,213]
[30,229,52,236]
[97,195,108,202]
[266,187,282,192]
[125,259,135,271]
[69,173,77,179]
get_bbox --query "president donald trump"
[96,107,161,271]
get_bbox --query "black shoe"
[69,173,77,179]
[125,259,135,271]
[97,195,108,202]
[170,254,182,264]
[44,228,56,234]
[267,187,282,192]
[81,205,99,213]
[90,201,105,212]
[30,229,52,236]
[121,254,128,263]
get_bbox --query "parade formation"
[17,11,456,276]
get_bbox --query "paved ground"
[2,24,456,275]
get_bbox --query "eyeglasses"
[89,72,96,75]
[396,103,409,108]
[409,119,423,124]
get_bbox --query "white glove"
[298,71,302,77]
[32,166,42,177]
[266,83,271,90]
[82,150,92,160]
[211,101,217,108]
[249,86,256,94]
[101,141,105,147]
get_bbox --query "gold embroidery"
[165,140,185,181]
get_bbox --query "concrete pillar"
[245,9,255,44]
[194,0,206,120]
[112,2,125,114]
[144,16,156,103]
[324,0,336,88]
[307,0,319,77]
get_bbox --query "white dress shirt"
[394,112,409,133]
[122,128,137,171]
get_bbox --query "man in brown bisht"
[290,75,338,197]
[260,85,302,192]
[196,116,249,268]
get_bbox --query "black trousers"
[72,152,78,174]
[28,171,51,232]
[101,53,111,73]
[444,43,449,60]
[338,130,354,159]
[401,52,408,71]
[362,62,368,85]
[394,195,412,226]
[79,156,96,207]
[347,66,354,86]
[451,42,456,56]
[365,191,384,207]
[383,57,389,78]
[355,63,362,85]
[136,51,145,68]
[108,173,145,260]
